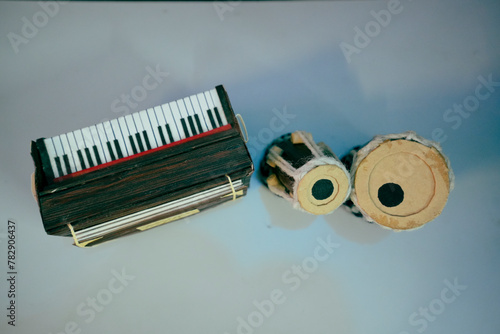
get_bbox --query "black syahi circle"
[377,183,404,207]
[312,179,334,201]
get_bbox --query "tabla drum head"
[354,139,451,230]
[297,164,350,215]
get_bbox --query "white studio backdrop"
[0,1,499,334]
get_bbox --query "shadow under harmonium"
[31,85,254,247]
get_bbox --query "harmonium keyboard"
[31,85,254,247]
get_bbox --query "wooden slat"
[39,135,253,235]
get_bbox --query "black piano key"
[158,126,167,145]
[76,150,87,170]
[128,136,138,155]
[54,157,64,177]
[187,116,198,136]
[180,118,190,138]
[113,140,123,159]
[207,109,217,128]
[194,114,203,134]
[92,146,102,165]
[142,131,152,150]
[63,155,72,174]
[106,142,116,160]
[135,133,145,152]
[84,148,94,167]
[214,107,223,126]
[165,124,174,143]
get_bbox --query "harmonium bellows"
[31,85,254,247]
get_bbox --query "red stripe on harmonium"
[54,124,232,182]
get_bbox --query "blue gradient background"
[0,1,499,334]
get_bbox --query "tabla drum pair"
[260,131,454,231]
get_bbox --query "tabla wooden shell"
[260,131,351,215]
[342,131,454,230]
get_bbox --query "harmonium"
[31,85,254,247]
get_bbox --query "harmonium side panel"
[78,178,252,246]
[37,132,253,236]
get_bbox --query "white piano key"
[203,91,221,128]
[139,109,158,149]
[124,114,140,154]
[132,113,144,132]
[153,106,166,127]
[161,103,181,142]
[168,101,186,139]
[59,133,77,173]
[189,95,208,133]
[196,93,214,131]
[182,98,197,135]
[66,132,83,171]
[81,127,99,168]
[205,91,225,127]
[110,119,126,158]
[103,121,118,160]
[153,106,170,145]
[51,136,64,156]
[43,138,60,178]
[117,117,133,157]
[73,129,85,149]
[52,136,68,175]
[176,99,193,137]
[147,108,163,146]
[209,89,228,126]
[132,113,148,152]
[89,125,107,165]
[95,123,111,163]
[73,130,91,169]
